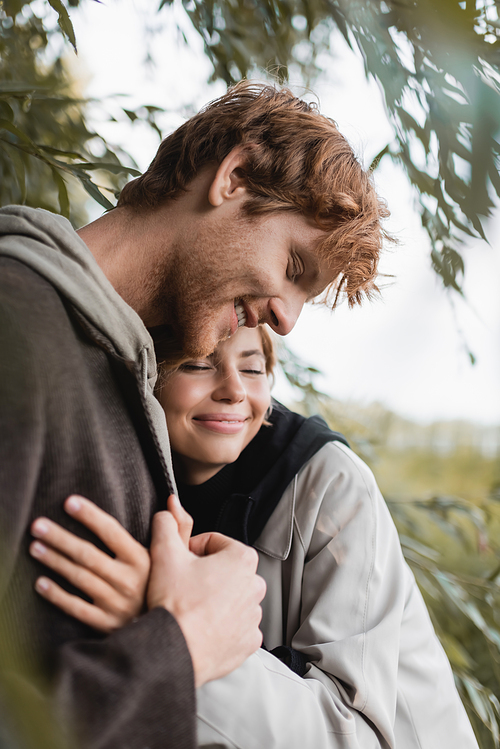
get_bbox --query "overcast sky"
[70,0,500,426]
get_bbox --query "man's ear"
[208,147,248,207]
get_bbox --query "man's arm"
[55,517,265,747]
[148,513,266,688]
[0,287,196,748]
[30,501,266,689]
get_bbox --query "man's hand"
[148,511,266,688]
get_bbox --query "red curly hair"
[118,81,390,306]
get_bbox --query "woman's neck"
[173,453,227,486]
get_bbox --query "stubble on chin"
[150,255,232,359]
[179,316,225,358]
[148,211,255,357]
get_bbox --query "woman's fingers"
[31,516,119,583]
[166,495,193,548]
[63,496,143,565]
[34,576,123,634]
[30,498,151,629]
[29,540,113,602]
[30,541,144,625]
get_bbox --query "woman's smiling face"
[158,327,272,485]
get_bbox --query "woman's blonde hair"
[257,324,276,378]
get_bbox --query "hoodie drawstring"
[141,347,148,397]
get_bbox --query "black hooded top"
[177,400,348,676]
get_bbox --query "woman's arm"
[29,494,193,632]
[196,444,397,749]
[196,442,478,749]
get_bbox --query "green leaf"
[0,82,39,94]
[467,209,487,241]
[75,173,115,211]
[448,213,477,239]
[76,162,141,176]
[37,144,87,160]
[431,247,464,293]
[461,674,500,736]
[51,167,70,218]
[2,140,27,203]
[47,0,77,52]
[439,633,474,670]
[123,109,139,122]
[0,100,14,122]
[399,535,440,561]
[396,108,429,150]
[488,159,500,200]
[0,118,34,145]
[369,143,390,171]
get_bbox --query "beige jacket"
[197,442,478,748]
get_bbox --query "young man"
[0,82,387,748]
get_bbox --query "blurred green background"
[283,353,500,747]
[1,1,500,746]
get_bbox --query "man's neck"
[77,206,171,326]
[77,167,216,326]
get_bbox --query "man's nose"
[266,293,306,336]
[212,370,246,402]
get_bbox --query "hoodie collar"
[0,205,157,386]
[0,205,176,492]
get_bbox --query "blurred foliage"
[2,1,500,746]
[0,609,69,749]
[0,0,151,223]
[1,0,500,292]
[164,0,500,298]
[281,350,500,747]
[0,668,68,749]
[388,494,500,748]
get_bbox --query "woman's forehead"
[214,327,265,358]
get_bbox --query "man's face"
[153,208,335,358]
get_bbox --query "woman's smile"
[192,413,251,434]
[158,326,272,485]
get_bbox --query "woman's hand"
[29,495,155,633]
[30,494,194,633]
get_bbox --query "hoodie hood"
[0,205,155,378]
[0,205,176,490]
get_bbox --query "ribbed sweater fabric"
[0,209,195,749]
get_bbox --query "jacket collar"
[215,403,348,555]
[253,475,296,560]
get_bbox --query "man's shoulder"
[0,256,58,295]
[0,258,76,358]
[0,205,74,238]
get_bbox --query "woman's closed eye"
[241,367,265,376]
